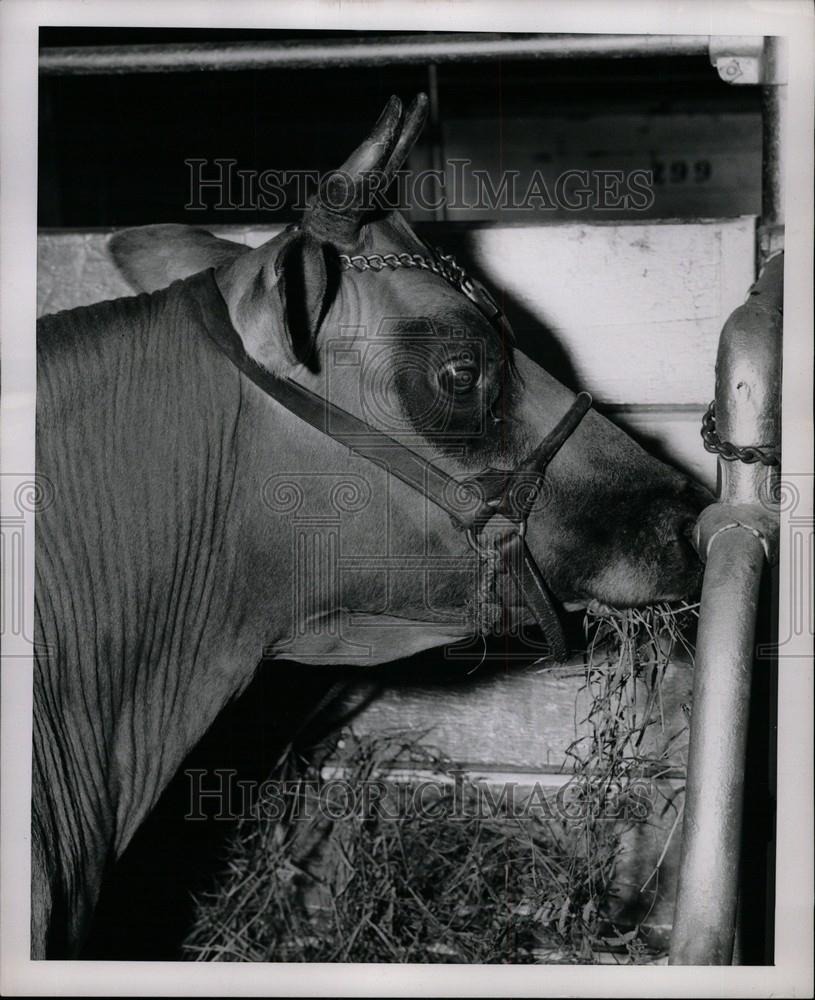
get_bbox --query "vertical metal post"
[758,37,787,268]
[707,35,787,268]
[669,253,783,965]
[670,36,786,964]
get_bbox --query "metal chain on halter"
[701,401,780,466]
[285,220,468,290]
[339,249,470,292]
[337,246,509,335]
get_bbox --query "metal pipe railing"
[669,252,783,965]
[759,37,788,267]
[38,33,712,75]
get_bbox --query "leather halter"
[197,252,591,661]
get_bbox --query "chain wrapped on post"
[701,401,780,467]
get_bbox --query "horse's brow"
[386,308,515,372]
[390,305,492,337]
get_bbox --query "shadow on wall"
[424,224,582,392]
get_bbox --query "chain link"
[286,222,468,289]
[338,248,469,292]
[337,245,511,335]
[701,401,780,466]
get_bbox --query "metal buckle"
[460,275,503,326]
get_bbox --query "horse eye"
[438,357,480,396]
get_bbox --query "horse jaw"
[267,611,475,666]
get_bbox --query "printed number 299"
[652,160,712,184]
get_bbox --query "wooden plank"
[336,652,692,775]
[35,225,287,316]
[37,230,134,316]
[433,217,755,405]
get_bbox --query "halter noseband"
[201,243,591,661]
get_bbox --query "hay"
[183,603,697,964]
[571,601,698,779]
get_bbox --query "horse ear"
[226,229,337,373]
[274,230,333,368]
[109,224,249,292]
